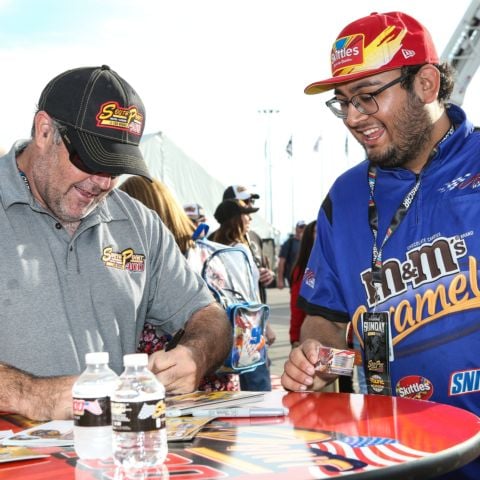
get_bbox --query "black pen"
[164,328,185,352]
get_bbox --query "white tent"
[139,131,276,240]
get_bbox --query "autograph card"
[315,347,355,376]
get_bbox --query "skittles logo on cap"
[331,34,364,75]
[396,375,433,400]
[331,26,408,79]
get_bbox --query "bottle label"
[111,399,166,432]
[73,396,112,427]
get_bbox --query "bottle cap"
[123,353,148,366]
[85,351,109,364]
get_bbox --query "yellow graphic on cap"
[336,26,407,76]
[96,101,144,135]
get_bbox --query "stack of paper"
[0,392,266,448]
[166,390,264,415]
[1,421,73,447]
[1,417,216,446]
[0,446,49,464]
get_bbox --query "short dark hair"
[400,63,455,103]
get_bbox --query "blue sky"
[0,1,112,45]
[1,0,477,235]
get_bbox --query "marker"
[166,407,288,418]
[164,328,185,352]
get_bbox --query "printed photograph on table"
[1,421,74,447]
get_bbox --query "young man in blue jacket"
[282,11,479,479]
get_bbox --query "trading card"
[315,347,355,376]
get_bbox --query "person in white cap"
[282,12,479,479]
[183,202,207,227]
[0,65,231,420]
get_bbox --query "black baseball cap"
[214,199,259,224]
[38,65,151,180]
[223,185,260,201]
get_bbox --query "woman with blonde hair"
[119,176,238,391]
[119,176,195,255]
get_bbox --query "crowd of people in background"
[119,178,304,394]
[118,178,314,394]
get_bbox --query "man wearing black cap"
[0,65,231,421]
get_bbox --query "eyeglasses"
[325,74,408,119]
[244,198,255,206]
[57,123,118,178]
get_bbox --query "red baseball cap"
[304,11,439,95]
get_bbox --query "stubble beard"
[366,92,434,169]
[32,145,103,225]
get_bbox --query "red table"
[1,391,479,479]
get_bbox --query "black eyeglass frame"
[325,74,409,119]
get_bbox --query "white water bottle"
[72,352,119,459]
[111,353,167,469]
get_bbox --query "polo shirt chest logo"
[101,246,145,272]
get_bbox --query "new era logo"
[402,49,416,59]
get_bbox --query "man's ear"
[34,111,53,146]
[414,64,441,104]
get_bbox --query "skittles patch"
[396,375,434,400]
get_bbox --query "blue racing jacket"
[300,104,479,420]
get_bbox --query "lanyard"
[368,163,420,285]
[368,124,455,286]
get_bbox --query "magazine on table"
[166,416,215,442]
[0,392,264,448]
[1,421,73,447]
[1,415,217,447]
[166,390,264,414]
[0,445,50,463]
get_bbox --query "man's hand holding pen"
[148,328,201,394]
[164,328,185,352]
[148,303,232,396]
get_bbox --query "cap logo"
[96,101,144,136]
[237,186,247,193]
[402,48,416,59]
[331,34,364,75]
[332,26,407,77]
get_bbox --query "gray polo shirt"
[0,143,214,375]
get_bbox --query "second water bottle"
[111,353,168,469]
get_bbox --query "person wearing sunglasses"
[0,65,231,421]
[282,12,479,479]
